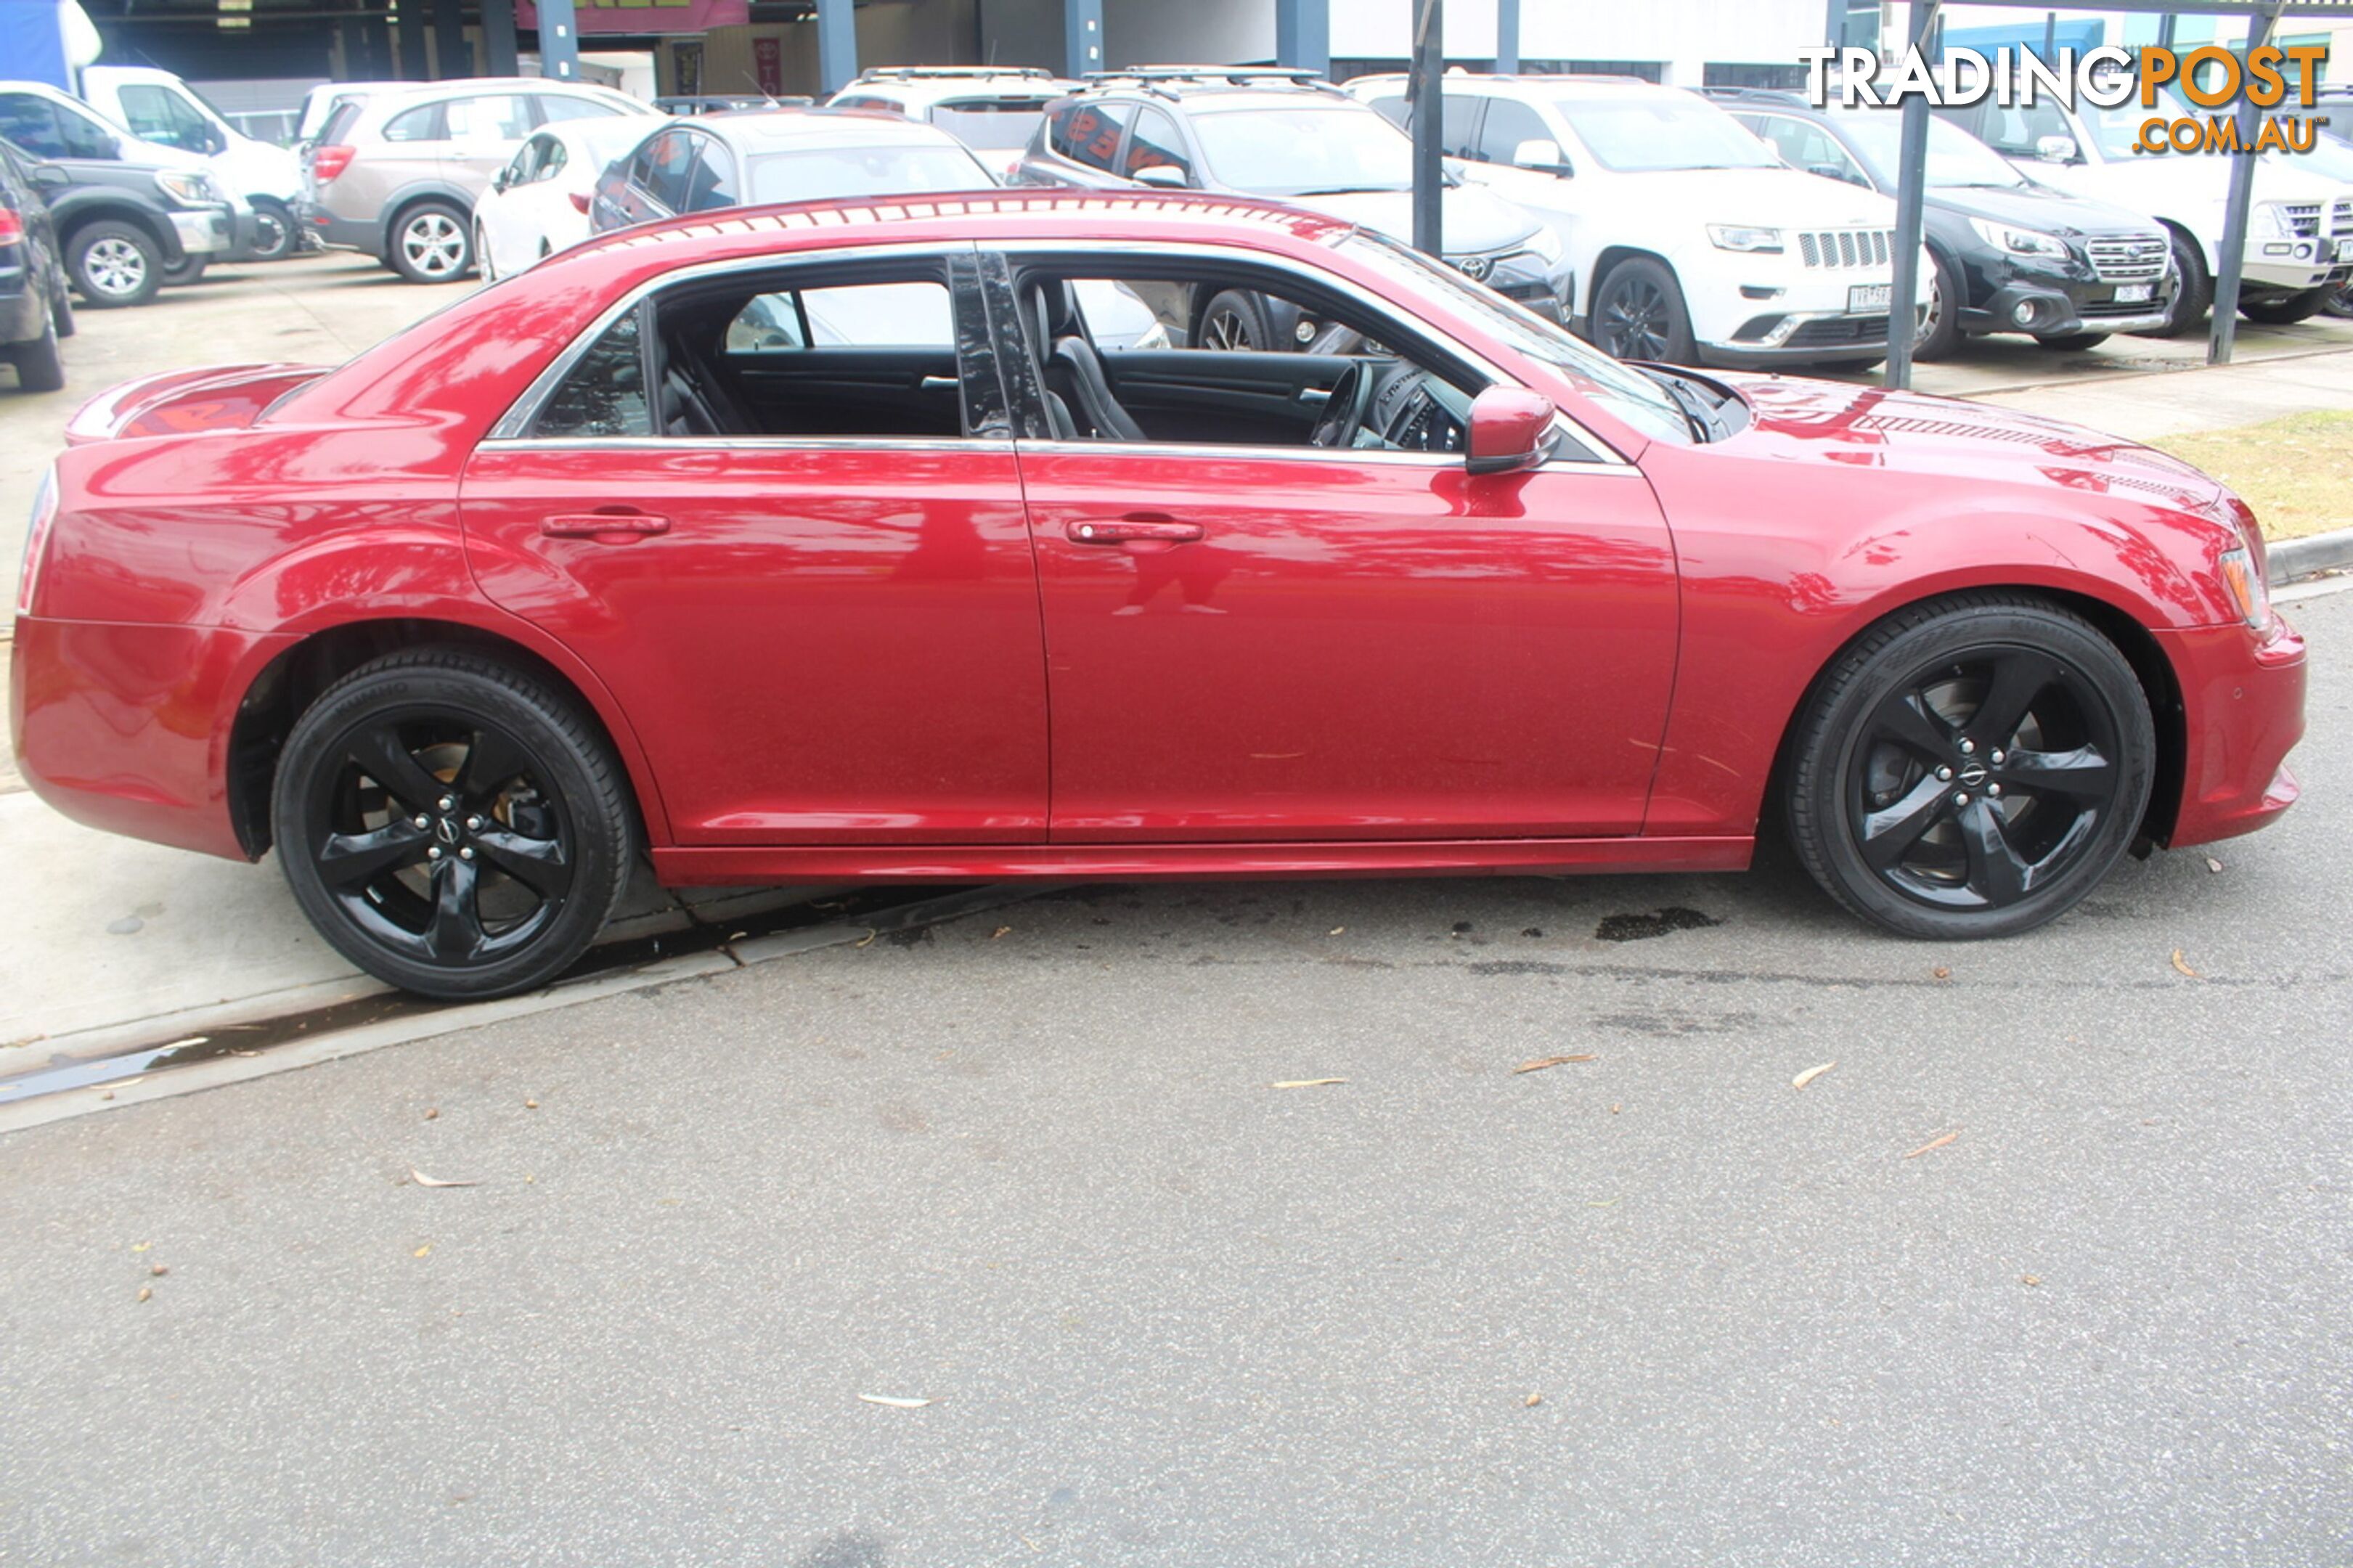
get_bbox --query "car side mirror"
[1132,163,1188,189]
[207,126,228,154]
[492,168,510,191]
[1512,138,1571,176]
[2035,134,2078,163]
[1467,386,1558,476]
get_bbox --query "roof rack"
[1079,65,1346,99]
[1697,85,1808,105]
[852,65,1056,81]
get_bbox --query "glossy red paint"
[9,192,2304,904]
[1465,386,1557,473]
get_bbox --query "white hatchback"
[473,115,670,282]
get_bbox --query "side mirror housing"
[1132,163,1188,189]
[492,168,510,191]
[1467,386,1557,476]
[2034,133,2078,163]
[1512,138,1571,176]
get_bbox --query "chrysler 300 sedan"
[12,192,2304,999]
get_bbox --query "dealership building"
[33,0,1872,128]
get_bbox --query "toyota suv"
[1351,73,1926,370]
[301,78,660,282]
[1014,68,1570,342]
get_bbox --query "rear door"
[460,245,1050,846]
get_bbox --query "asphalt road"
[0,587,2344,1567]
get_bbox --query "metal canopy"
[1880,0,2340,388]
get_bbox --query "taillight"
[0,205,23,245]
[18,467,57,618]
[311,144,354,183]
[569,190,590,214]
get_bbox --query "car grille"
[2334,199,2353,237]
[2087,234,2168,283]
[1797,229,1892,269]
[1786,314,1889,347]
[2081,295,2166,319]
[2280,203,2322,238]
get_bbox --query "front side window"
[539,94,625,124]
[501,139,541,187]
[0,96,68,160]
[1473,97,1555,166]
[1047,99,1133,172]
[929,97,1052,151]
[117,85,214,152]
[637,128,698,211]
[1190,105,1414,195]
[1746,114,1869,187]
[1124,107,1192,181]
[1825,109,2021,189]
[1974,98,2074,160]
[685,136,737,210]
[1551,95,1779,173]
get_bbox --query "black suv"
[0,139,73,390]
[1713,90,2173,358]
[0,133,232,310]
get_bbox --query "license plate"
[2337,237,2353,263]
[2113,283,2154,303]
[1848,283,1892,312]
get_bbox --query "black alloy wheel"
[1197,288,1272,352]
[2139,231,2210,338]
[2238,287,2332,326]
[1912,251,1962,362]
[272,649,632,1000]
[1591,258,1694,364]
[1788,596,2153,939]
[2323,282,2353,319]
[248,198,297,263]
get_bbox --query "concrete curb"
[2270,526,2353,583]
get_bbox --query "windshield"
[746,143,996,203]
[1191,105,1413,195]
[2079,86,2188,160]
[1338,230,1692,447]
[1830,108,2026,188]
[1554,96,1780,173]
[929,99,1051,150]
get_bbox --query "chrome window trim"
[486,238,984,442]
[484,436,1013,456]
[1011,433,1642,476]
[986,237,1636,470]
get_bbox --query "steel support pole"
[431,0,466,78]
[1064,0,1104,78]
[1410,0,1443,258]
[816,0,857,93]
[1496,0,1520,73]
[1276,0,1329,76]
[481,0,520,78]
[1883,0,1938,390]
[2209,4,2279,365]
[536,0,579,80]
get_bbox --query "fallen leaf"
[2205,857,2224,873]
[1903,1130,1960,1159]
[1586,1198,1619,1208]
[136,1286,152,1303]
[991,926,1012,939]
[1524,1392,1543,1408]
[2021,1274,2042,1286]
[857,1393,932,1408]
[413,1244,432,1258]
[854,928,878,948]
[1514,1054,1596,1074]
[410,1168,480,1189]
[2171,949,2199,979]
[1791,1061,1838,1090]
[1328,926,1345,936]
[1610,1103,1622,1114]
[149,1264,168,1277]
[524,1099,539,1110]
[131,1242,150,1253]
[1931,965,1952,981]
[424,1108,439,1121]
[1271,1078,1347,1089]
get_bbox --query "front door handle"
[541,511,672,542]
[1066,518,1204,547]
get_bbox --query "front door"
[460,248,1050,845]
[995,256,1681,844]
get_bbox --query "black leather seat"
[1027,280,1146,442]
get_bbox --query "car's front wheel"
[476,221,498,283]
[2138,230,2210,338]
[2238,287,2331,325]
[248,197,297,263]
[67,220,162,308]
[1590,258,1695,364]
[271,648,634,1000]
[1786,595,2154,940]
[389,201,474,284]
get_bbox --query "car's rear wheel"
[1912,251,1963,362]
[248,197,297,263]
[68,221,161,308]
[2238,287,2331,325]
[50,270,76,338]
[271,648,634,1000]
[389,201,473,284]
[1786,595,2154,940]
[160,254,208,287]
[1196,288,1272,351]
[2137,229,2209,338]
[2033,332,2109,352]
[1591,258,1695,363]
[9,314,65,393]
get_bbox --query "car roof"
[1064,67,1355,106]
[692,107,973,149]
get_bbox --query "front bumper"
[1694,251,1932,367]
[170,207,232,257]
[2153,613,2306,847]
[2244,234,2353,294]
[1962,278,2170,339]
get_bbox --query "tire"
[2323,282,2353,320]
[1912,250,1964,362]
[2138,229,2210,338]
[2238,287,2330,325]
[248,197,297,263]
[474,221,497,283]
[388,200,473,283]
[49,273,76,338]
[9,315,65,393]
[1785,594,2155,941]
[66,220,162,308]
[160,254,208,287]
[1589,257,1696,364]
[270,648,635,1000]
[1195,287,1273,351]
[2033,332,2110,352]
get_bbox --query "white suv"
[827,66,1080,181]
[1938,89,2353,332]
[1351,74,1930,369]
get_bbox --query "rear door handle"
[1066,518,1204,546]
[541,512,671,541]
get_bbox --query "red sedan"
[12,193,2304,999]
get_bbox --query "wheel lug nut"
[428,846,444,859]
[465,816,482,831]
[1991,749,2005,765]
[412,815,429,829]
[1936,766,1954,781]
[1954,791,1971,806]
[458,846,474,861]
[1988,783,2002,798]
[1958,738,1975,755]
[438,796,456,811]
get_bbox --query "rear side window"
[686,136,737,210]
[1047,99,1133,172]
[636,129,698,211]
[382,103,445,142]
[319,100,364,144]
[447,94,533,144]
[537,306,652,438]
[539,94,624,124]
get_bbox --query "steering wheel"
[1308,360,1375,449]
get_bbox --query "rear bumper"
[2156,615,2307,847]
[297,199,382,259]
[10,614,290,862]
